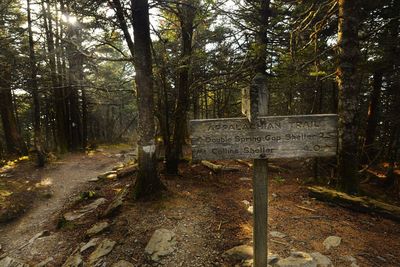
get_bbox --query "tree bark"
[336,0,361,194]
[131,0,163,198]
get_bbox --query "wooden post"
[251,73,269,267]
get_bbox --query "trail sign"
[191,114,337,160]
[190,73,338,267]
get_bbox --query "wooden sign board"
[191,114,338,160]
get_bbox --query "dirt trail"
[0,149,122,258]
[1,154,399,266]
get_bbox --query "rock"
[112,260,134,267]
[34,257,54,267]
[342,255,356,262]
[89,177,99,182]
[342,255,358,267]
[62,254,83,267]
[310,252,333,267]
[98,171,117,179]
[377,256,387,262]
[240,177,251,181]
[323,236,341,250]
[276,251,317,267]
[0,257,29,267]
[269,254,280,264]
[242,259,253,267]
[223,245,253,260]
[270,231,286,238]
[86,221,110,237]
[88,239,116,264]
[64,198,107,221]
[145,229,176,262]
[29,230,51,243]
[106,173,117,179]
[242,200,250,206]
[112,163,125,171]
[247,206,254,214]
[101,188,128,218]
[80,237,101,253]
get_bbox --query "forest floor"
[0,146,399,267]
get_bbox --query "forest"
[0,0,399,266]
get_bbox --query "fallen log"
[308,186,400,222]
[201,160,240,173]
[236,159,253,168]
[116,164,138,178]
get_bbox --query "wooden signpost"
[190,74,338,267]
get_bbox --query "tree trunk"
[27,0,45,167]
[82,87,88,149]
[43,0,68,153]
[336,0,361,194]
[65,17,83,150]
[254,0,270,74]
[362,71,383,164]
[0,64,26,155]
[383,0,400,188]
[131,0,163,198]
[165,1,197,175]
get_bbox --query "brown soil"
[0,152,399,267]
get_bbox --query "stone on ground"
[88,238,116,264]
[247,206,254,214]
[270,231,287,238]
[323,236,341,250]
[0,257,29,267]
[101,188,128,218]
[275,251,317,267]
[342,255,358,267]
[145,229,176,262]
[112,260,134,267]
[235,253,279,266]
[34,257,54,267]
[80,237,101,253]
[63,198,107,221]
[242,200,250,206]
[86,221,110,237]
[223,245,253,260]
[62,253,83,267]
[310,252,333,267]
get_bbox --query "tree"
[164,0,198,174]
[336,0,361,194]
[0,0,27,155]
[0,65,27,155]
[131,0,163,198]
[27,0,45,166]
[41,0,68,153]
